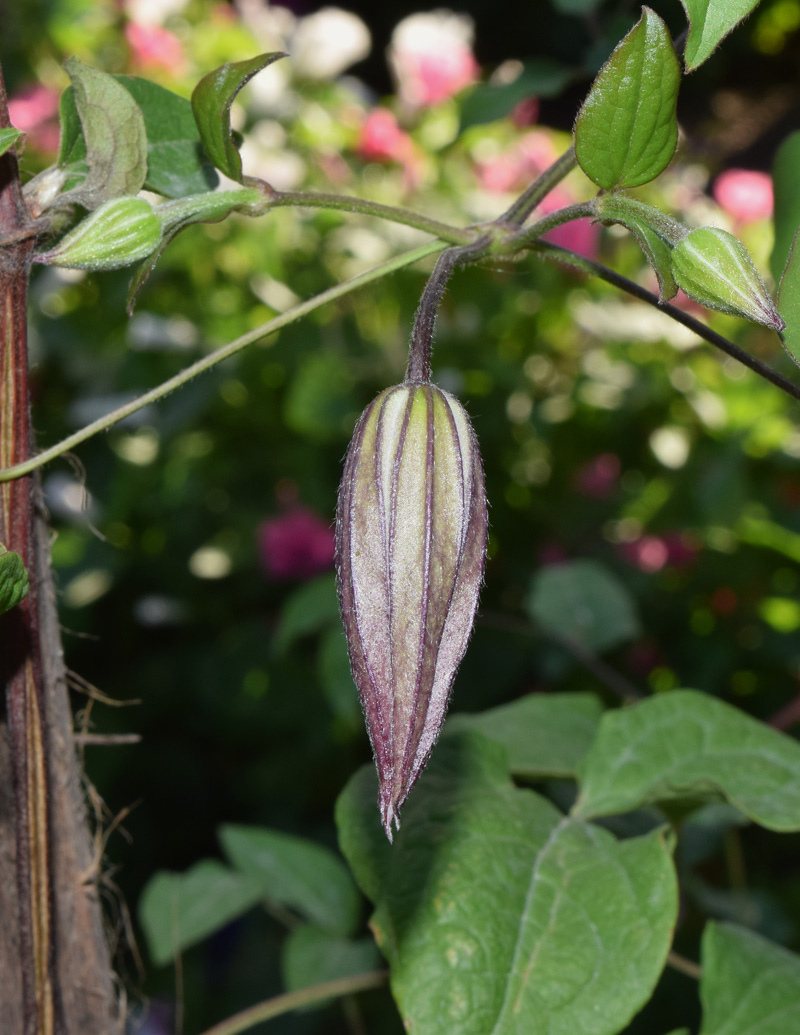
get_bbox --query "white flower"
[291,8,371,80]
[389,9,478,108]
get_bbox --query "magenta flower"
[357,109,413,164]
[257,507,335,581]
[573,453,621,500]
[713,169,773,224]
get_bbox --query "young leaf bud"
[0,544,30,616]
[36,196,162,271]
[336,383,488,841]
[671,226,785,331]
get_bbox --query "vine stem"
[501,146,578,226]
[405,235,492,383]
[0,239,446,482]
[531,241,800,403]
[197,970,389,1035]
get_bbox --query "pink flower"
[7,83,60,154]
[573,453,621,499]
[257,507,335,581]
[619,532,699,574]
[389,11,478,109]
[536,185,600,261]
[713,169,773,223]
[357,109,413,164]
[125,22,187,74]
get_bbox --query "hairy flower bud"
[36,196,162,271]
[336,383,488,840]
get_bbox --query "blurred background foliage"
[5,0,800,1031]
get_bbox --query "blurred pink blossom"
[573,453,621,499]
[125,22,187,74]
[475,129,559,194]
[619,532,699,574]
[389,11,479,108]
[257,507,335,581]
[358,108,413,163]
[536,186,599,261]
[713,169,773,223]
[7,83,60,154]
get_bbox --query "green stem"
[269,189,474,245]
[512,201,596,248]
[197,970,389,1035]
[0,239,446,482]
[531,241,800,403]
[501,146,578,227]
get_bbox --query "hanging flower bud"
[336,383,488,841]
[35,196,162,271]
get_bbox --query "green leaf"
[115,76,219,197]
[574,8,680,190]
[191,53,285,183]
[594,193,685,300]
[459,59,574,131]
[273,573,340,654]
[552,0,605,12]
[770,131,800,284]
[138,860,263,966]
[218,824,361,936]
[445,692,605,778]
[282,925,381,1003]
[337,734,678,1035]
[63,57,148,207]
[575,690,800,831]
[318,626,360,723]
[672,226,784,330]
[777,226,800,366]
[680,1,762,72]
[0,127,23,156]
[699,922,800,1034]
[0,546,30,615]
[526,559,641,653]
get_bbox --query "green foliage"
[699,922,800,1034]
[777,227,800,366]
[593,193,682,299]
[281,926,381,1000]
[680,0,764,71]
[337,734,677,1035]
[771,131,800,284]
[0,545,29,614]
[0,126,22,156]
[190,52,285,183]
[574,8,680,190]
[576,690,800,830]
[526,559,641,652]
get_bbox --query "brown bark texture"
[0,69,123,1035]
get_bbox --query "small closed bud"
[336,382,488,840]
[671,226,785,331]
[36,196,162,271]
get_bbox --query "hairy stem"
[198,971,389,1035]
[501,147,578,226]
[0,240,446,482]
[531,241,800,402]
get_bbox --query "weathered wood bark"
[0,68,123,1035]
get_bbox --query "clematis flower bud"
[336,382,487,841]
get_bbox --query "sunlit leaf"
[574,9,680,190]
[699,922,800,1034]
[337,734,677,1035]
[219,823,360,936]
[191,52,285,183]
[680,0,762,72]
[446,692,605,778]
[576,690,800,830]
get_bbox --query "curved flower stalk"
[336,382,487,840]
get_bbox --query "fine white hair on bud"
[336,382,488,841]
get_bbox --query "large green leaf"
[445,692,605,778]
[574,9,680,190]
[0,546,29,615]
[138,860,263,966]
[281,925,381,999]
[680,1,762,72]
[575,690,800,830]
[526,559,641,653]
[770,131,800,284]
[218,823,361,936]
[337,734,677,1035]
[699,922,800,1034]
[191,53,285,183]
[63,57,148,207]
[778,226,800,366]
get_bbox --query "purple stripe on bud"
[336,384,488,840]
